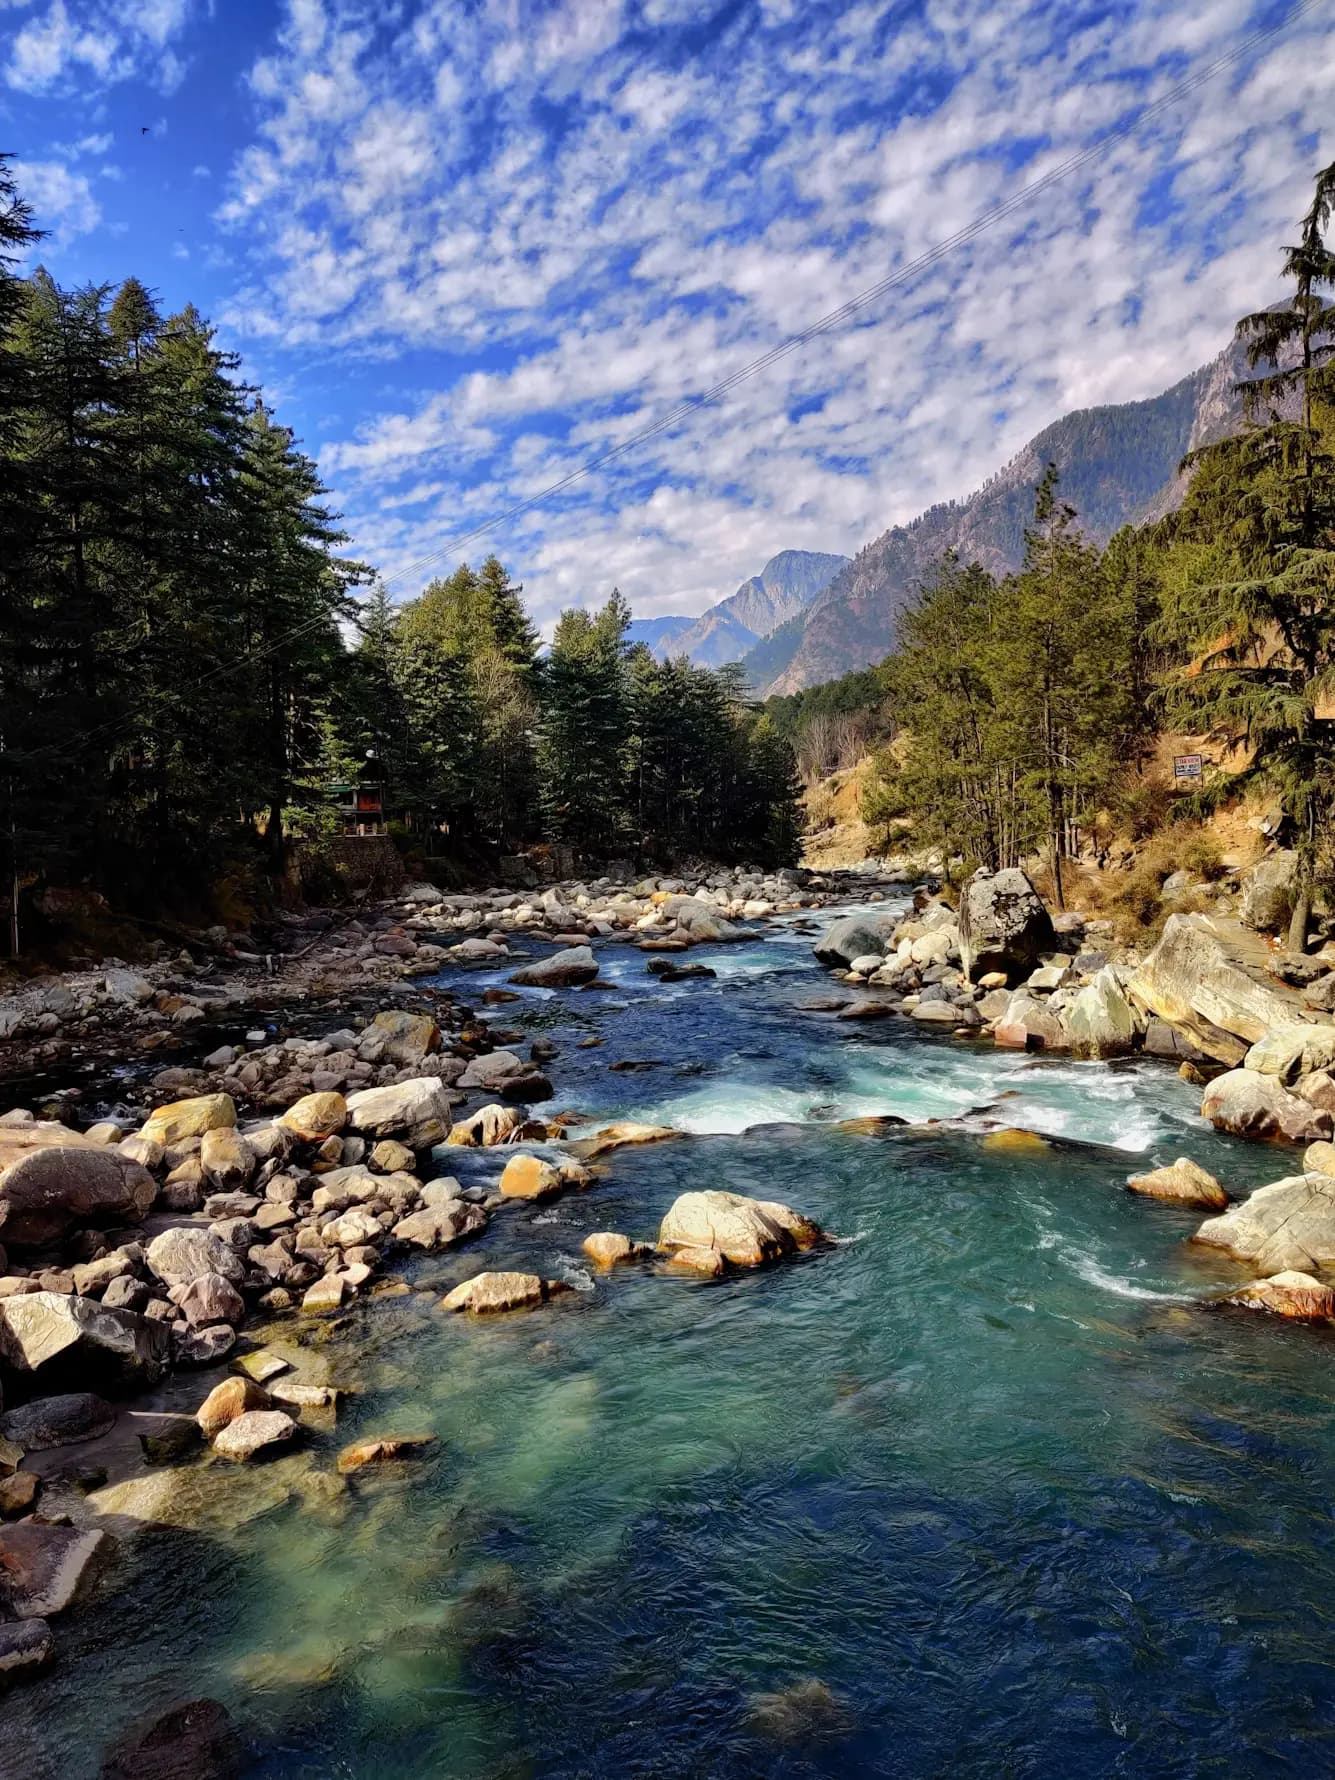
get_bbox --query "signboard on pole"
[1172,753,1204,782]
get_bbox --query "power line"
[14,0,1323,768]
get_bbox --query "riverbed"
[9,899,1335,1778]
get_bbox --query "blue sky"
[4,0,1333,631]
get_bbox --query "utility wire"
[15,0,1324,767]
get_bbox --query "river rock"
[582,1232,650,1267]
[212,1409,298,1460]
[175,1273,245,1328]
[147,1228,245,1289]
[958,868,1055,983]
[509,946,600,988]
[1304,1140,1335,1176]
[1126,1158,1228,1210]
[200,1128,255,1192]
[657,1190,823,1268]
[0,1390,115,1449]
[1194,1173,1335,1272]
[345,1078,454,1141]
[0,1292,170,1389]
[0,1617,55,1681]
[392,1201,487,1250]
[1065,968,1137,1058]
[99,1697,244,1780]
[446,1103,523,1147]
[441,1271,563,1314]
[301,1276,345,1313]
[278,1091,348,1141]
[196,1376,272,1437]
[1243,1023,1335,1085]
[456,1050,527,1092]
[1201,1070,1333,1143]
[142,1094,236,1147]
[994,994,1068,1052]
[0,1522,110,1618]
[813,914,894,968]
[1222,1270,1335,1319]
[498,1155,564,1200]
[369,1010,440,1064]
[1127,914,1305,1064]
[1239,849,1299,934]
[664,1244,727,1275]
[0,1146,155,1250]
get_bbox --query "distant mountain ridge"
[742,329,1259,696]
[626,549,849,669]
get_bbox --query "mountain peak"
[626,548,849,669]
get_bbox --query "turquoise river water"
[9,899,1335,1778]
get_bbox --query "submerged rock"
[336,1434,436,1473]
[0,1617,55,1683]
[1194,1173,1335,1273]
[657,1190,823,1268]
[98,1698,244,1780]
[1222,1270,1335,1319]
[1201,1069,1333,1143]
[1127,1158,1228,1210]
[567,1122,678,1160]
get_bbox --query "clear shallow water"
[12,903,1335,1779]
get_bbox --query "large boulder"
[1201,1070,1333,1144]
[392,1201,486,1250]
[0,1292,170,1391]
[0,1521,110,1619]
[368,1010,440,1065]
[196,1376,272,1438]
[1194,1173,1335,1272]
[344,1077,454,1141]
[146,1228,245,1289]
[958,869,1055,983]
[1127,914,1308,1065]
[1239,849,1299,934]
[1243,1023,1335,1085]
[456,1050,528,1092]
[277,1091,348,1141]
[1065,968,1136,1058]
[446,1103,524,1147]
[142,1094,236,1147]
[661,896,740,943]
[0,1145,155,1249]
[509,946,600,988]
[657,1190,824,1268]
[813,913,895,969]
[0,1391,115,1450]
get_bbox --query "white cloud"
[11,157,101,242]
[4,0,196,92]
[210,0,1335,627]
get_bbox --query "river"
[10,897,1335,1778]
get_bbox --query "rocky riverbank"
[809,862,1335,1325]
[0,862,905,1709]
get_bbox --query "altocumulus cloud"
[207,0,1331,625]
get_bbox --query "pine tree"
[1156,159,1335,947]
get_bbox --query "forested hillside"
[627,549,848,669]
[743,328,1266,695]
[0,158,803,941]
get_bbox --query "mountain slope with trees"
[743,331,1264,696]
